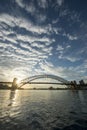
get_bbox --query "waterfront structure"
[79,80,85,85]
[12,78,18,89]
[0,74,87,90]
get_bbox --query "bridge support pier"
[12,78,18,90]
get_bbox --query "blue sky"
[0,0,87,82]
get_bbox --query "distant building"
[70,80,77,89]
[73,80,77,85]
[49,86,54,90]
[79,80,85,85]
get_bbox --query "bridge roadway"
[0,82,71,85]
[0,82,12,84]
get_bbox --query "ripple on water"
[62,123,87,130]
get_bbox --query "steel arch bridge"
[18,74,69,88]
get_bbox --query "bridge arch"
[18,74,69,88]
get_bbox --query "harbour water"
[0,89,87,130]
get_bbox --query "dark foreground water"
[0,90,87,130]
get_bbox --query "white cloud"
[16,17,48,34]
[63,33,78,40]
[46,24,61,35]
[0,14,15,27]
[15,0,36,15]
[17,34,54,43]
[52,18,59,24]
[5,36,17,44]
[0,13,61,37]
[62,56,81,62]
[56,44,81,62]
[25,2,36,14]
[66,45,71,48]
[58,52,81,62]
[31,42,45,48]
[15,0,47,23]
[37,0,48,9]
[56,0,64,6]
[15,0,24,8]
[59,8,69,17]
[70,11,80,23]
[35,14,47,23]
[67,34,77,40]
[57,45,64,51]
[39,61,87,81]
[0,13,47,35]
[20,43,44,56]
[20,41,53,56]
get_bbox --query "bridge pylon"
[11,78,18,90]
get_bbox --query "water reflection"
[8,90,17,106]
[78,91,87,112]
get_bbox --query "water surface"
[0,90,87,130]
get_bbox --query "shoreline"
[0,88,87,90]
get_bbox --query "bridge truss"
[18,74,70,88]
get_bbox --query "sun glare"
[16,79,21,84]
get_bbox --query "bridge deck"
[0,82,12,84]
[0,82,71,85]
[26,82,71,85]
